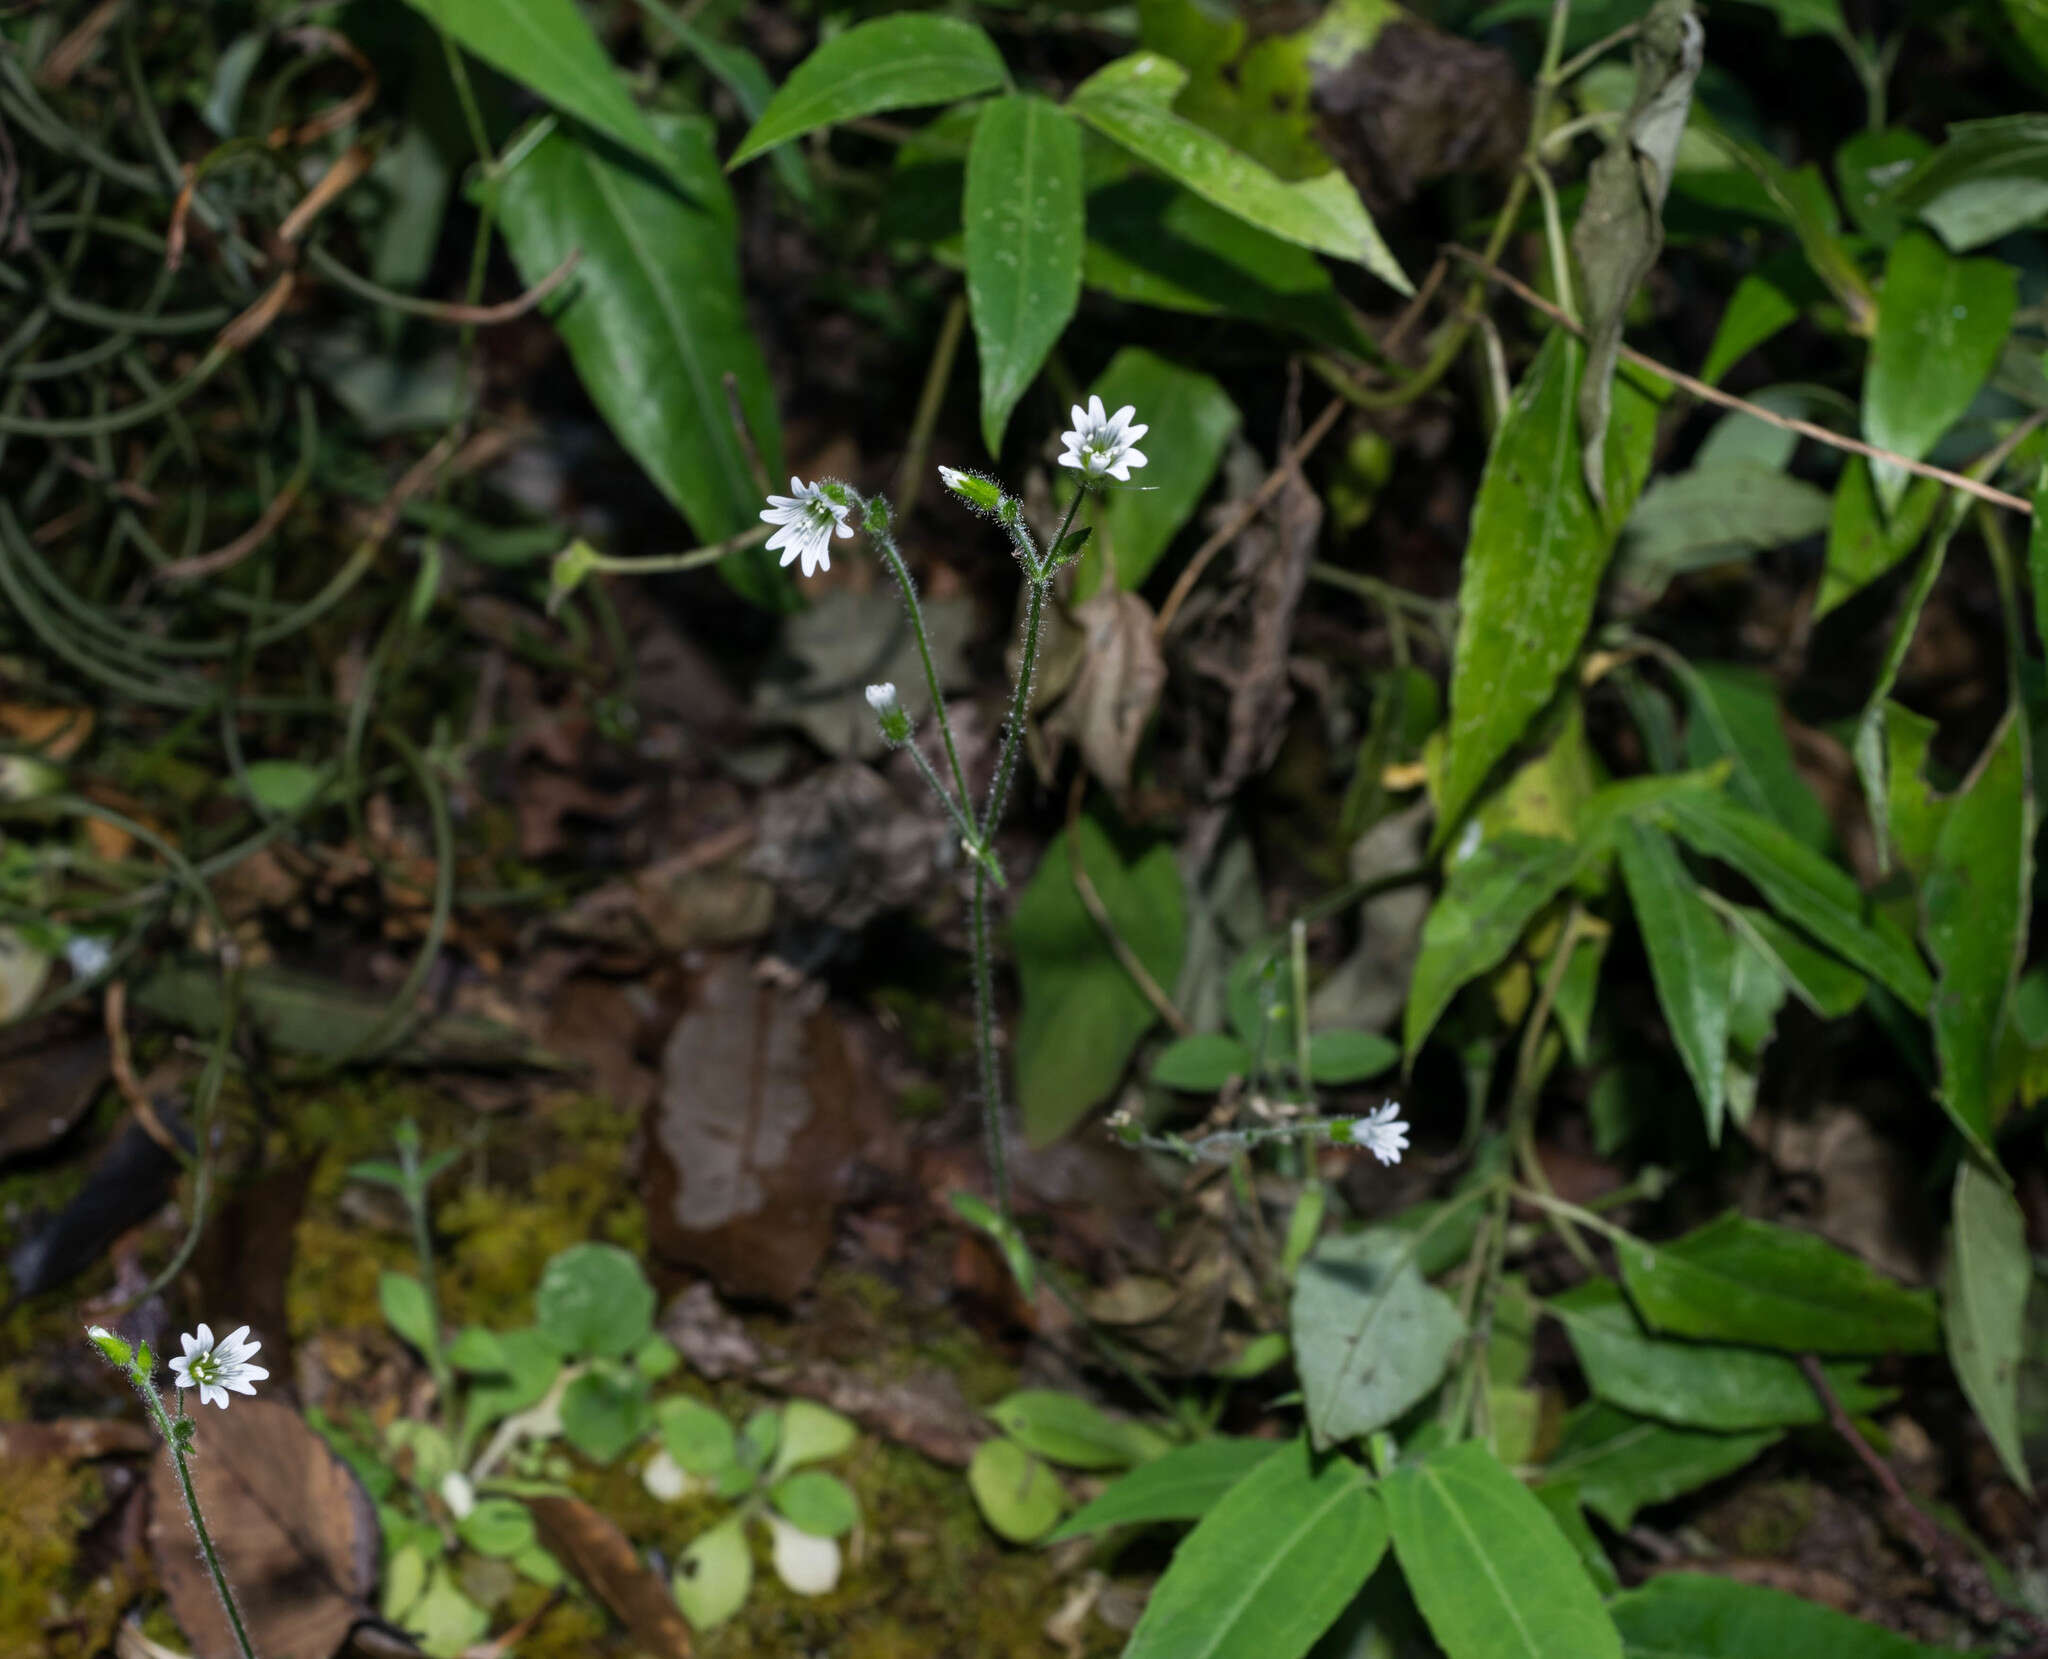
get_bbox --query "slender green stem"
[970,864,1009,1218]
[399,1133,458,1436]
[980,489,1078,839]
[130,1374,260,1659]
[870,517,974,814]
[902,732,985,865]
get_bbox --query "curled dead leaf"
[1046,590,1165,801]
[526,1494,693,1657]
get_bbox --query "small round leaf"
[674,1517,752,1630]
[968,1438,1065,1542]
[656,1397,738,1476]
[534,1243,655,1360]
[770,1469,859,1538]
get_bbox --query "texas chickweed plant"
[87,1321,270,1659]
[729,400,1409,1288]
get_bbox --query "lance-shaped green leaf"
[1663,792,1931,1009]
[1067,53,1408,291]
[1292,1227,1464,1450]
[965,96,1083,454]
[1863,231,2016,511]
[1122,1437,1386,1659]
[1569,0,1702,507]
[1617,819,1735,1141]
[1924,708,2031,1155]
[1615,1211,1940,1355]
[1403,832,1585,1058]
[495,118,788,609]
[1439,332,1659,832]
[1549,1279,1890,1431]
[1700,270,1799,385]
[1678,664,1831,850]
[1890,115,2048,252]
[2035,461,2048,657]
[1047,1438,1281,1540]
[1539,1401,1780,1530]
[1613,1570,1970,1658]
[1818,456,1942,617]
[729,15,1008,167]
[1945,1159,2033,1491]
[1384,1441,1625,1659]
[404,0,669,174]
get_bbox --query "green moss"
[0,1457,133,1658]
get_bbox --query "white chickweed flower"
[760,477,855,579]
[1057,395,1148,482]
[167,1323,268,1410]
[1349,1103,1410,1167]
[865,682,898,715]
[865,681,911,745]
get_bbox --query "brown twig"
[1800,1355,2034,1632]
[1450,248,2033,515]
[1154,389,1348,641]
[104,982,178,1155]
[38,0,122,88]
[1063,773,1191,1035]
[276,143,373,245]
[271,27,380,148]
[155,476,304,584]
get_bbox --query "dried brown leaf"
[526,1495,693,1657]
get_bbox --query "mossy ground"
[4,1071,1114,1655]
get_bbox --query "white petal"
[1087,394,1107,427]
[236,1363,269,1383]
[1107,404,1137,432]
[642,1450,687,1503]
[1069,404,1088,432]
[1122,448,1147,470]
[833,519,854,538]
[1123,423,1149,443]
[200,1382,227,1409]
[802,543,831,578]
[441,1471,477,1519]
[789,476,804,494]
[1058,453,1083,470]
[768,1515,842,1597]
[1108,463,1131,481]
[218,1326,253,1355]
[172,1370,195,1389]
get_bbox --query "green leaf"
[1083,179,1374,354]
[770,1469,860,1537]
[1292,1227,1465,1450]
[1440,332,1659,830]
[1817,457,1942,618]
[1719,904,1865,1019]
[1890,116,2048,252]
[1067,53,1408,290]
[1013,818,1186,1143]
[1663,791,1932,1010]
[1615,1211,1941,1355]
[1611,1570,1970,1658]
[402,1562,490,1658]
[1617,820,1734,1141]
[965,96,1084,454]
[1383,1440,1623,1659]
[1549,1279,1890,1431]
[1924,709,2032,1154]
[1617,462,1832,601]
[1679,664,1831,851]
[1122,1436,1386,1659]
[379,1272,439,1356]
[1075,347,1240,596]
[1307,1029,1399,1085]
[1718,0,1848,38]
[656,1398,738,1475]
[772,1399,858,1474]
[2033,461,2048,657]
[1700,271,1799,385]
[560,1368,650,1464]
[1153,1031,1255,1091]
[1404,833,1585,1058]
[1863,231,2016,510]
[1944,1160,2033,1491]
[967,1438,1067,1542]
[495,117,788,609]
[1539,1401,1780,1529]
[401,0,669,174]
[457,1497,536,1559]
[729,15,1008,168]
[239,759,325,815]
[990,1390,1166,1470]
[1046,1438,1283,1540]
[534,1242,656,1360]
[1835,128,1933,244]
[674,1516,751,1629]
[459,1327,560,1444]
[1533,1484,1620,1597]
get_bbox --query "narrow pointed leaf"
[1612,1571,1972,1658]
[495,118,788,608]
[730,16,1008,167]
[1944,1160,2032,1491]
[1440,332,1659,831]
[1539,1402,1779,1529]
[965,96,1083,454]
[1068,53,1408,290]
[1617,819,1734,1140]
[1123,1437,1385,1659]
[1384,1441,1624,1659]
